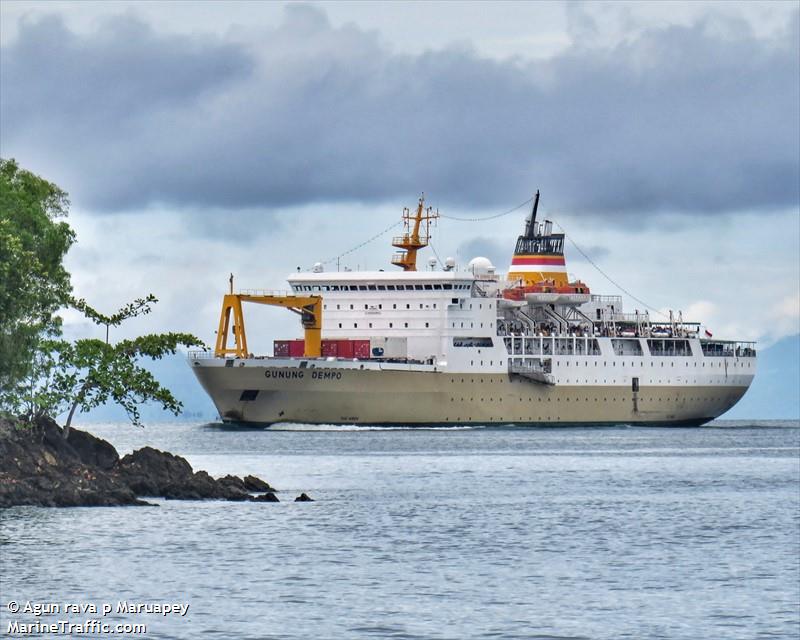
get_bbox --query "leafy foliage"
[71,294,157,343]
[0,159,75,410]
[1,158,206,430]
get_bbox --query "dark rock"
[243,475,273,492]
[253,492,279,502]
[117,446,194,496]
[0,418,144,508]
[294,493,314,502]
[67,428,119,470]
[0,416,291,508]
[219,474,246,491]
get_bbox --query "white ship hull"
[190,356,754,427]
[191,193,757,427]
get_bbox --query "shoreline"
[0,416,308,508]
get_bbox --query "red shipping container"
[353,339,370,359]
[321,340,338,357]
[273,340,290,357]
[337,340,354,359]
[288,339,305,357]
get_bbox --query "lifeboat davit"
[503,279,591,304]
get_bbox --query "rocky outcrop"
[0,417,144,507]
[0,416,290,508]
[295,493,314,502]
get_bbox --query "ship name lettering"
[311,370,343,380]
[264,370,304,379]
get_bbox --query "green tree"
[32,296,203,437]
[0,158,75,411]
[1,158,205,430]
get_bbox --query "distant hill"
[77,334,799,424]
[79,352,218,423]
[723,334,799,420]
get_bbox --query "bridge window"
[648,339,691,356]
[612,339,643,356]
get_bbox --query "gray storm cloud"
[1,4,798,218]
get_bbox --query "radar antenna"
[390,194,439,271]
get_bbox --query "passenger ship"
[189,193,756,426]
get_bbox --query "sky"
[1,0,798,358]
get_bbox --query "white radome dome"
[468,256,494,276]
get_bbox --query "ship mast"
[391,194,439,271]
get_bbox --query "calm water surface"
[1,421,798,639]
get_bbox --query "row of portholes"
[331,302,439,310]
[552,360,747,369]
[338,321,431,329]
[449,395,730,404]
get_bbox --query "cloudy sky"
[2,0,798,356]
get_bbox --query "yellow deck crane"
[214,275,323,358]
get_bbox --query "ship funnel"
[508,192,569,287]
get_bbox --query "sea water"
[1,421,798,639]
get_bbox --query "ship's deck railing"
[238,289,301,297]
[188,350,216,359]
[591,295,623,304]
[498,333,757,358]
[701,340,757,357]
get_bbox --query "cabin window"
[612,339,643,356]
[453,337,494,347]
[387,285,395,290]
[368,285,377,291]
[434,284,442,290]
[239,390,259,402]
[647,339,692,356]
[354,323,358,328]
[424,284,433,290]
[443,284,452,290]
[378,285,386,290]
[359,285,367,290]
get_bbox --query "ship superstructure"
[190,194,756,426]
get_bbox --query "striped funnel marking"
[508,254,568,285]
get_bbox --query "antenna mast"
[390,194,439,271]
